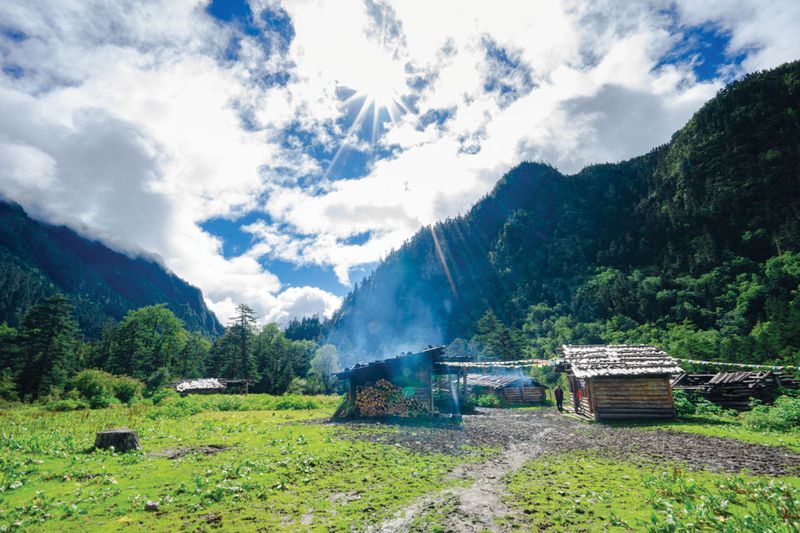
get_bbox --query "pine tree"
[17,294,79,400]
[229,303,257,381]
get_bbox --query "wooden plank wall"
[500,386,546,405]
[592,376,674,420]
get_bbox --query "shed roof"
[466,373,539,389]
[560,344,682,379]
[175,378,225,392]
[336,346,445,380]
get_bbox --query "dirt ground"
[332,408,800,532]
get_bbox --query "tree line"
[0,297,340,402]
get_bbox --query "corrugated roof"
[175,378,226,392]
[561,344,682,379]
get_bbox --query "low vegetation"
[504,452,800,531]
[0,394,475,531]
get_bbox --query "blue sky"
[1,0,799,324]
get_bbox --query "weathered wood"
[94,428,140,452]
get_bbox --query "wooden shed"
[467,373,546,405]
[334,346,444,417]
[558,344,683,420]
[672,371,800,410]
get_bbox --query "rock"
[94,428,140,452]
[145,501,160,512]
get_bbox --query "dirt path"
[337,409,800,532]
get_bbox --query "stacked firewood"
[355,379,429,417]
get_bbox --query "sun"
[342,47,410,136]
[324,45,412,179]
[352,47,409,115]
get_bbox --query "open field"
[1,395,799,531]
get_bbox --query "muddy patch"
[148,444,232,460]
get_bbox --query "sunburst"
[324,42,412,178]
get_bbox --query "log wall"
[500,386,546,405]
[591,376,674,420]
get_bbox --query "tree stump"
[94,428,140,452]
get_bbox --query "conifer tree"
[17,294,79,400]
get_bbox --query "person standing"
[554,384,564,412]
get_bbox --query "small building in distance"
[173,378,253,395]
[467,373,546,406]
[175,378,226,395]
[557,344,683,420]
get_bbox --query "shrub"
[274,395,318,410]
[69,369,144,408]
[146,397,202,419]
[742,395,800,432]
[476,394,501,408]
[672,390,696,416]
[0,371,19,402]
[146,367,171,392]
[45,399,90,412]
[113,375,144,403]
[149,388,178,405]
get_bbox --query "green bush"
[113,375,144,403]
[69,369,144,408]
[476,394,501,408]
[149,388,178,405]
[146,397,202,419]
[672,390,696,416]
[45,398,90,411]
[274,395,318,410]
[742,395,800,432]
[0,371,19,402]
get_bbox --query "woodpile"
[355,379,430,417]
[672,371,800,410]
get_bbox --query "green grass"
[504,451,800,531]
[0,394,475,532]
[614,415,800,453]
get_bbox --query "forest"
[0,296,338,405]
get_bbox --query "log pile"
[355,379,430,417]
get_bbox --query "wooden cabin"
[175,378,226,395]
[334,346,444,417]
[467,373,546,405]
[558,345,682,420]
[173,378,252,395]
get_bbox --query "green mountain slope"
[0,200,223,337]
[327,60,800,366]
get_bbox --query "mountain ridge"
[326,60,800,366]
[0,198,223,337]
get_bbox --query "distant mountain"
[327,60,800,366]
[0,200,222,337]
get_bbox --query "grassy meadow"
[0,394,476,531]
[1,394,798,531]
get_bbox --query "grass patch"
[0,394,475,531]
[504,451,800,531]
[613,415,800,453]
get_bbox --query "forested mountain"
[0,200,222,337]
[327,60,800,367]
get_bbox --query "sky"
[1,0,799,326]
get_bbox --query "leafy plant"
[742,395,800,432]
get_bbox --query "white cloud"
[1,0,798,326]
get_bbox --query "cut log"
[94,428,140,452]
